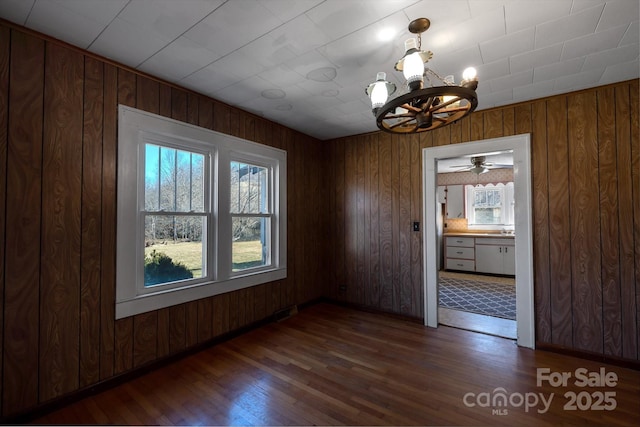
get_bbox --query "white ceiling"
[0,0,638,140]
[437,151,513,173]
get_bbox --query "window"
[116,106,286,319]
[472,186,503,224]
[143,143,209,290]
[465,182,514,227]
[230,161,270,272]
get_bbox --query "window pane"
[176,150,191,212]
[146,144,206,213]
[144,215,205,286]
[159,146,176,211]
[230,161,268,214]
[232,216,268,271]
[191,154,205,212]
[145,144,160,210]
[493,190,501,206]
[474,208,502,224]
[175,150,206,212]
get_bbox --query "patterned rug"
[439,276,516,320]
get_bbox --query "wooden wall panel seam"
[0,24,9,417]
[3,30,44,416]
[597,86,623,357]
[39,41,85,400]
[79,56,104,388]
[546,96,573,348]
[530,101,552,343]
[629,81,640,361]
[567,91,603,354]
[113,67,136,375]
[99,63,117,382]
[612,84,635,360]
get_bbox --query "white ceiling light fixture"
[366,18,479,134]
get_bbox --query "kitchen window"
[465,182,514,228]
[116,106,286,319]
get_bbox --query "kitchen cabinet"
[475,237,515,275]
[445,185,463,219]
[445,236,475,272]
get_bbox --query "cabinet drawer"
[475,237,515,246]
[446,258,475,271]
[445,236,475,247]
[446,246,475,260]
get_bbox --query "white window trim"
[116,105,287,319]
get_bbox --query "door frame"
[422,134,535,349]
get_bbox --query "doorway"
[422,134,535,349]
[437,150,516,338]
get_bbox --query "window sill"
[115,267,287,319]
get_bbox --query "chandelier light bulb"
[370,73,390,108]
[402,39,425,90]
[462,67,477,81]
[366,72,396,115]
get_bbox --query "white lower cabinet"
[475,238,515,275]
[445,235,515,275]
[503,245,516,275]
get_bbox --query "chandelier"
[366,18,479,134]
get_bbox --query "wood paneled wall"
[1,18,638,419]
[327,79,640,361]
[0,25,326,417]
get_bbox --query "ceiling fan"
[449,156,513,174]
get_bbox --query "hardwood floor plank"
[33,304,640,426]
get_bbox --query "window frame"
[222,153,279,278]
[116,105,287,319]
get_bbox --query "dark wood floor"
[35,303,639,426]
